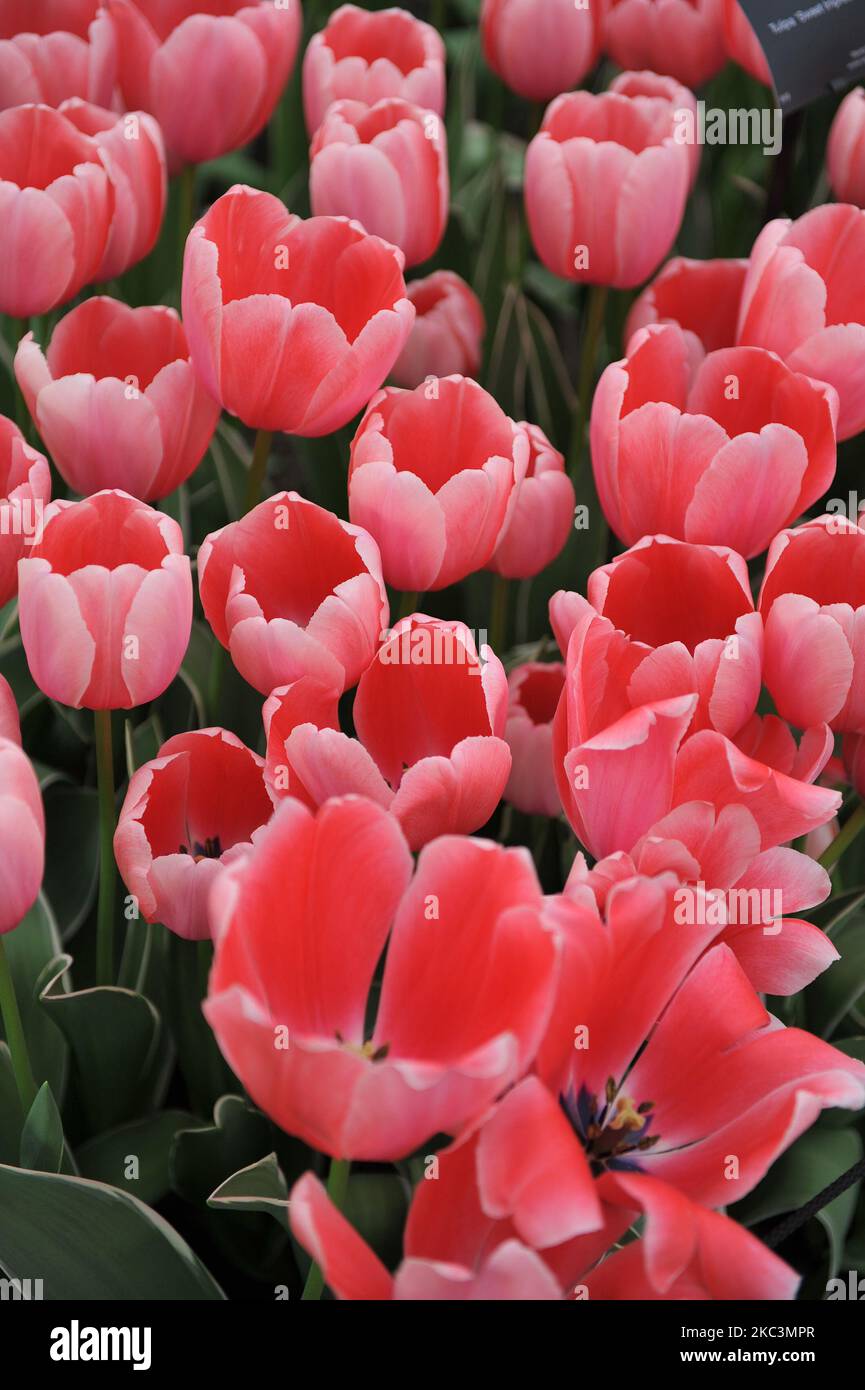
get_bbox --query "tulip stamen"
[562,1081,658,1175]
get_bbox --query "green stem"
[819,802,865,872]
[569,284,608,482]
[95,708,117,987]
[490,572,509,655]
[301,1157,352,1300]
[207,641,225,726]
[430,0,446,31]
[177,164,197,281]
[397,590,420,622]
[244,428,273,513]
[0,935,37,1114]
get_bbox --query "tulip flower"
[723,0,772,84]
[16,297,220,501]
[0,414,51,608]
[480,0,600,103]
[737,204,865,440]
[182,185,414,436]
[487,422,574,579]
[348,376,528,592]
[624,255,748,361]
[0,103,113,317]
[0,1,115,111]
[524,80,692,289]
[310,98,449,270]
[17,489,192,710]
[503,662,564,818]
[0,675,19,746]
[205,798,559,1160]
[106,0,302,171]
[390,270,485,388]
[114,728,273,941]
[828,88,865,207]
[303,3,445,137]
[198,491,388,697]
[0,736,44,935]
[263,616,512,851]
[592,324,838,557]
[603,0,727,90]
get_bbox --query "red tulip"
[524,79,692,288]
[0,414,51,608]
[592,324,838,557]
[310,98,449,269]
[480,0,600,103]
[264,615,512,851]
[18,490,192,710]
[390,270,485,388]
[0,0,115,111]
[0,736,44,933]
[205,798,559,1159]
[114,728,273,941]
[303,3,445,137]
[625,255,748,361]
[106,0,301,172]
[16,298,220,501]
[348,376,528,591]
[603,0,726,89]
[0,104,113,317]
[182,185,414,435]
[503,662,564,818]
[488,422,574,579]
[198,491,388,697]
[723,0,772,84]
[0,675,19,745]
[738,204,865,440]
[828,88,865,207]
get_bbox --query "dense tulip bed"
[1,0,865,1308]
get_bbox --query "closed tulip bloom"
[0,0,115,111]
[0,103,113,318]
[198,491,388,697]
[182,185,414,436]
[524,82,691,289]
[16,298,220,501]
[303,4,445,137]
[18,490,192,710]
[624,256,748,361]
[348,376,528,592]
[503,662,564,818]
[310,99,449,269]
[390,271,485,388]
[723,0,772,84]
[488,422,574,579]
[0,736,44,933]
[603,0,726,90]
[114,728,273,941]
[0,674,19,745]
[738,204,865,441]
[592,324,838,558]
[59,99,166,282]
[608,69,700,187]
[828,89,865,207]
[0,414,51,608]
[107,0,301,171]
[480,0,600,104]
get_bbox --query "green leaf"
[805,915,865,1038]
[0,1044,23,1162]
[207,1152,290,1231]
[42,784,99,942]
[77,1110,205,1205]
[19,1082,72,1175]
[0,1163,225,1299]
[171,1095,274,1204]
[0,895,68,1101]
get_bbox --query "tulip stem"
[95,708,117,987]
[569,284,608,482]
[178,164,197,280]
[397,590,419,622]
[819,801,865,872]
[301,1157,352,1300]
[0,935,37,1114]
[490,573,509,655]
[244,429,273,513]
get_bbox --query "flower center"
[334,1033,390,1062]
[562,1079,659,1176]
[179,834,223,862]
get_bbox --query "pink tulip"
[303,4,445,137]
[18,490,192,710]
[310,98,449,269]
[198,491,388,697]
[114,728,274,941]
[16,298,219,502]
[828,88,865,207]
[390,270,485,388]
[723,0,772,84]
[737,204,865,440]
[0,674,20,745]
[0,103,113,317]
[503,662,564,818]
[603,0,726,90]
[58,99,166,282]
[182,185,414,435]
[625,255,748,361]
[608,68,701,187]
[592,323,838,557]
[106,0,301,172]
[348,376,528,592]
[488,422,574,579]
[0,736,44,933]
[0,414,51,607]
[480,0,600,103]
[524,80,692,288]
[0,0,115,111]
